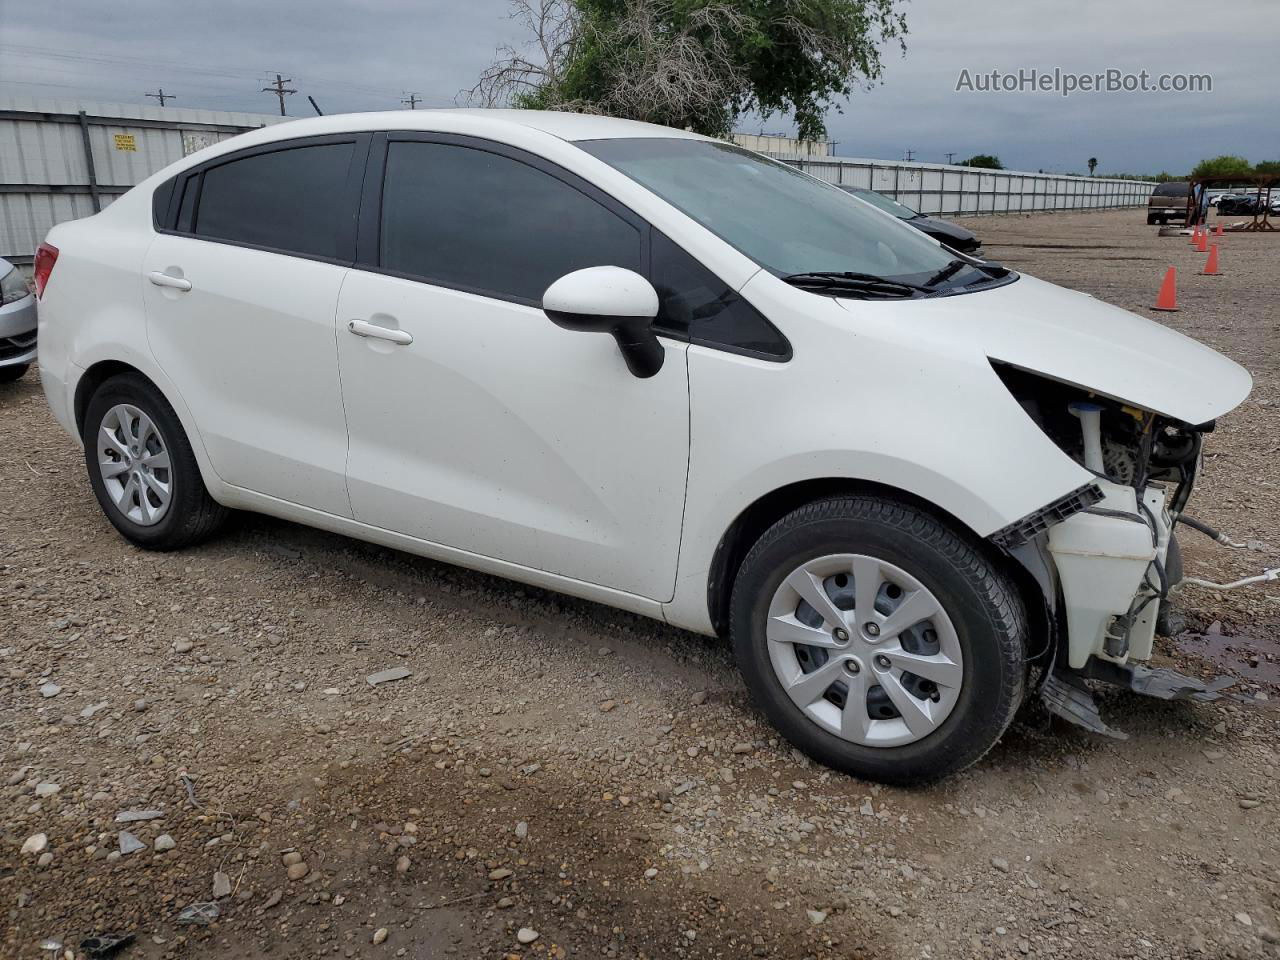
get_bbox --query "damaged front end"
[991,362,1248,737]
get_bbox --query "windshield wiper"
[781,271,929,298]
[925,257,1013,290]
[923,258,969,288]
[971,260,1010,278]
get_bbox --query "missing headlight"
[989,361,1208,489]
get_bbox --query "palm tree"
[1087,157,1098,176]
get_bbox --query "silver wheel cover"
[766,553,964,748]
[97,403,173,527]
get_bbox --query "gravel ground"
[3,208,1279,960]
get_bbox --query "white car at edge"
[34,110,1252,784]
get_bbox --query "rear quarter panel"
[37,198,227,499]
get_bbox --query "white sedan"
[34,110,1251,783]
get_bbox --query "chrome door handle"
[148,271,192,291]
[348,319,413,345]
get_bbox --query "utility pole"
[401,92,422,109]
[261,73,296,116]
[903,149,915,162]
[944,152,957,165]
[145,88,175,107]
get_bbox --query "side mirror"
[542,266,665,378]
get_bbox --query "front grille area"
[0,332,37,361]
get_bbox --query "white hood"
[849,274,1252,425]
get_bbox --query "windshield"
[578,138,997,291]
[846,187,920,221]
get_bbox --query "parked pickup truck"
[1147,181,1190,225]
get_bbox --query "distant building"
[731,132,835,159]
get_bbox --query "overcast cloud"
[0,0,1273,174]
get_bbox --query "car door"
[335,133,690,601]
[142,135,368,517]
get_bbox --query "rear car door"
[334,133,690,600]
[142,135,368,516]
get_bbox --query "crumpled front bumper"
[1047,478,1171,669]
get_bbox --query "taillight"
[33,242,59,299]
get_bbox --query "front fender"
[664,273,1093,634]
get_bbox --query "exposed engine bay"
[990,363,1255,736]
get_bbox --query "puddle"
[1175,631,1280,687]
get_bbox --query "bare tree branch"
[460,0,579,107]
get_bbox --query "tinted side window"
[194,143,355,259]
[651,232,789,360]
[175,175,198,232]
[152,176,177,229]
[379,141,640,303]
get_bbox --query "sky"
[0,0,1274,175]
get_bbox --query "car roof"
[245,109,712,146]
[447,109,709,142]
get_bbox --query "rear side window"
[1153,182,1190,197]
[651,231,789,360]
[152,176,176,228]
[193,142,355,260]
[378,141,641,304]
[175,176,198,232]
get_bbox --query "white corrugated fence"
[0,98,1155,261]
[775,153,1154,217]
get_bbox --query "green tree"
[469,0,908,140]
[1190,155,1252,178]
[1254,160,1280,176]
[1087,156,1097,176]
[963,154,1003,169]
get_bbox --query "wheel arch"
[74,359,144,435]
[703,477,1050,650]
[72,357,229,504]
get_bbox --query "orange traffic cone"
[1202,244,1220,276]
[1196,229,1208,252]
[1152,267,1179,311]
[1189,224,1199,244]
[1213,222,1224,238]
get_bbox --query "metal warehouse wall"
[0,97,287,261]
[778,154,1154,215]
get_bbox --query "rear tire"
[729,496,1027,786]
[83,373,228,550]
[0,363,29,383]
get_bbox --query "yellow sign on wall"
[113,134,137,152]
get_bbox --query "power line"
[903,149,915,162]
[144,88,175,106]
[261,73,296,116]
[944,152,957,165]
[401,92,421,109]
[0,43,457,108]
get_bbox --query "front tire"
[730,496,1027,786]
[83,373,228,550]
